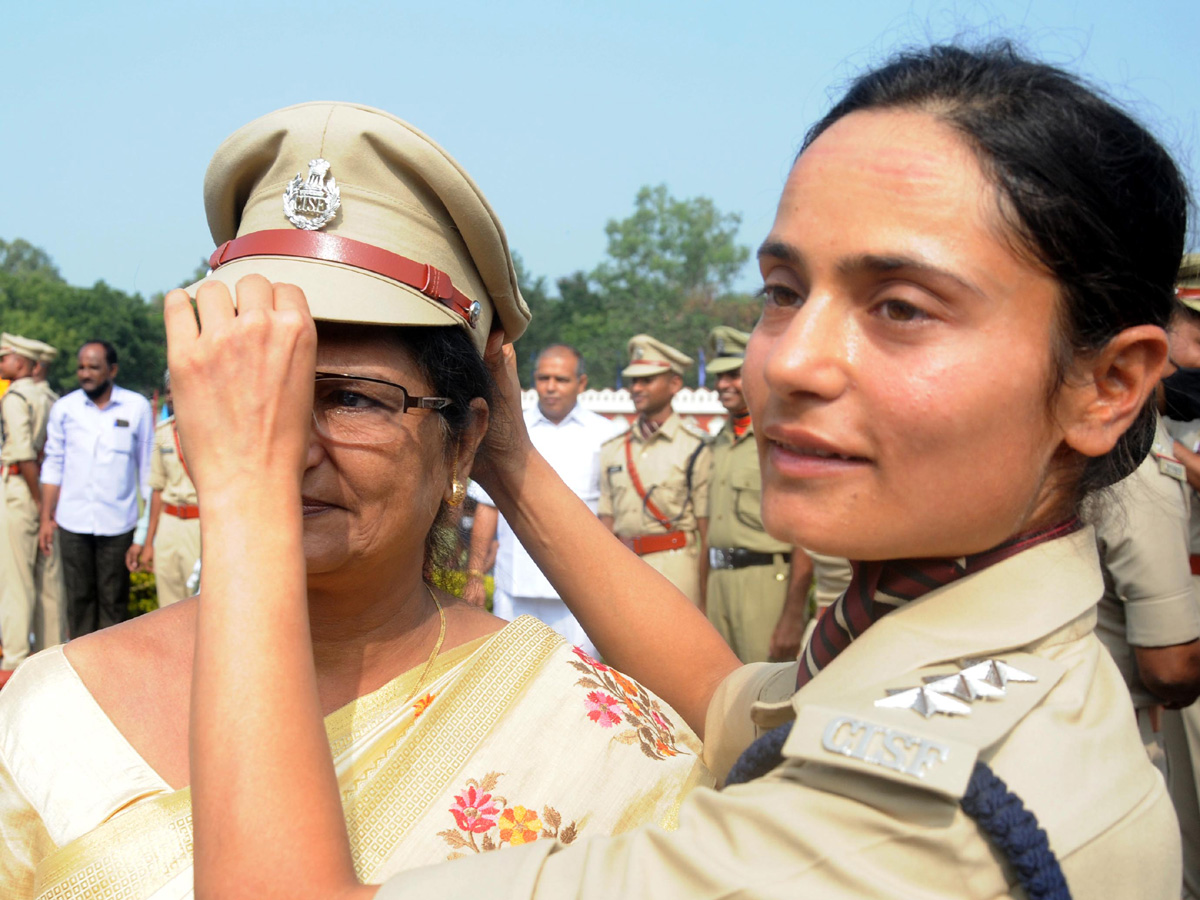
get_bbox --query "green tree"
[592,184,749,307]
[510,253,561,385]
[149,258,211,313]
[0,239,167,394]
[0,238,64,282]
[511,186,758,388]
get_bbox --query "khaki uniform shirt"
[1165,417,1200,553]
[598,413,710,537]
[148,418,198,507]
[32,381,59,409]
[381,527,1179,899]
[0,377,52,465]
[1094,418,1200,709]
[705,420,788,554]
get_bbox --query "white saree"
[0,617,712,898]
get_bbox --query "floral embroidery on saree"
[439,772,579,860]
[569,646,687,760]
[412,693,435,720]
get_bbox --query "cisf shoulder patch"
[780,654,1063,799]
[783,704,978,799]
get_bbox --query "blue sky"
[2,0,1196,298]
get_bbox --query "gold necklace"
[407,586,447,704]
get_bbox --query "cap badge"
[283,158,341,231]
[632,346,644,361]
[715,338,726,355]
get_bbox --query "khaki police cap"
[0,333,41,362]
[29,339,58,364]
[1179,253,1200,313]
[622,334,692,378]
[190,102,530,354]
[705,326,750,376]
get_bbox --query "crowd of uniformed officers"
[0,336,201,689]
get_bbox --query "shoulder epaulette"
[772,653,1064,800]
[601,426,630,446]
[728,653,1072,900]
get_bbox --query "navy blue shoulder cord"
[725,722,1072,900]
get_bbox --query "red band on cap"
[208,230,478,326]
[629,358,674,369]
[1179,287,1200,300]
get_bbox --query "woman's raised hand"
[471,331,534,494]
[163,275,317,502]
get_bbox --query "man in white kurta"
[466,346,621,657]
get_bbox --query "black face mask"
[83,378,113,401]
[1162,367,1200,421]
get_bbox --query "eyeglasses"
[312,372,452,446]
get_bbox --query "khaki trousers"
[642,537,701,606]
[706,557,790,663]
[0,475,65,669]
[153,512,201,608]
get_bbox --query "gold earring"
[447,460,466,507]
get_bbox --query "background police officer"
[139,370,200,608]
[0,334,64,686]
[1154,253,1200,898]
[599,335,711,605]
[703,327,811,662]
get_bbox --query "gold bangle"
[466,569,486,579]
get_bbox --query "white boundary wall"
[520,388,728,435]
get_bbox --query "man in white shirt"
[465,345,622,657]
[38,340,153,638]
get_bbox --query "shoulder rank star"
[876,685,972,718]
[958,658,1038,690]
[921,672,1005,702]
[874,658,1037,719]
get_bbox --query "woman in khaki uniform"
[182,44,1190,899]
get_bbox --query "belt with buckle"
[709,547,790,570]
[619,531,688,555]
[164,502,200,520]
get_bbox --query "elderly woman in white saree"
[0,103,713,900]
